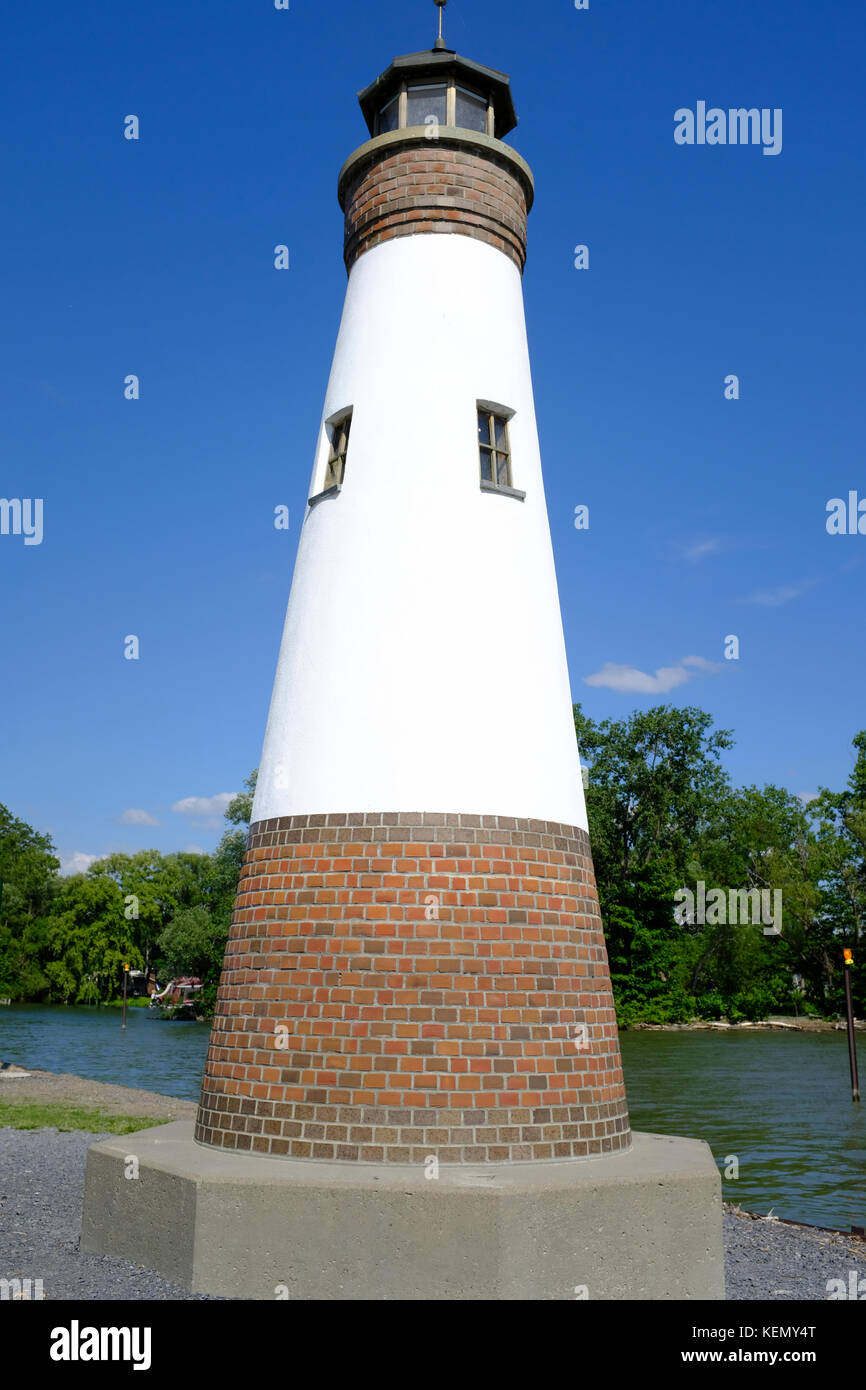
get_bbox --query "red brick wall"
[340,139,530,273]
[195,813,631,1163]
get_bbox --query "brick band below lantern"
[339,130,533,274]
[194,812,631,1163]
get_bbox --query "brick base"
[195,813,631,1162]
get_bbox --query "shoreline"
[0,1063,196,1121]
[624,1015,864,1033]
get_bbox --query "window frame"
[477,401,525,501]
[376,77,496,136]
[454,84,489,134]
[323,413,351,490]
[308,408,352,509]
[405,82,449,130]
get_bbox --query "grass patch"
[0,1100,170,1134]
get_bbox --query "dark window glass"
[324,412,351,489]
[379,96,399,133]
[478,409,513,489]
[456,87,488,133]
[406,84,447,127]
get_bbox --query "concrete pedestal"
[81,1123,724,1299]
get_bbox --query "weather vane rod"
[434,0,447,51]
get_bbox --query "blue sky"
[2,0,864,872]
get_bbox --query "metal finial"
[434,0,447,51]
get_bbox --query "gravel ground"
[724,1208,866,1300]
[2,1123,864,1300]
[0,1126,223,1300]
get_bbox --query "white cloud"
[681,655,723,673]
[799,791,819,805]
[584,663,691,694]
[171,793,236,819]
[59,851,98,877]
[745,580,814,607]
[684,537,724,562]
[117,808,161,826]
[183,844,206,855]
[583,655,722,695]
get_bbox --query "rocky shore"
[626,1015,864,1032]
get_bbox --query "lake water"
[2,1005,863,1230]
[0,1004,211,1103]
[620,1029,865,1232]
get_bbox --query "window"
[456,86,488,134]
[406,83,448,128]
[378,94,400,134]
[478,409,512,487]
[375,79,493,136]
[324,412,351,490]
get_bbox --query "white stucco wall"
[252,231,588,830]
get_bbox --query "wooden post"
[843,949,860,1102]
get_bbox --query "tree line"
[0,714,862,1023]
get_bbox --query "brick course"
[195,813,631,1162]
[340,138,530,273]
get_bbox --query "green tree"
[89,849,211,977]
[42,874,141,1004]
[0,803,60,999]
[157,905,226,979]
[810,731,866,1014]
[225,770,257,827]
[574,703,733,884]
[574,704,734,1023]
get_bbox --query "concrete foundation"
[81,1123,725,1299]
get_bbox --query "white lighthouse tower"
[253,38,586,834]
[83,6,724,1301]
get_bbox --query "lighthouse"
[195,5,631,1169]
[82,5,724,1299]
